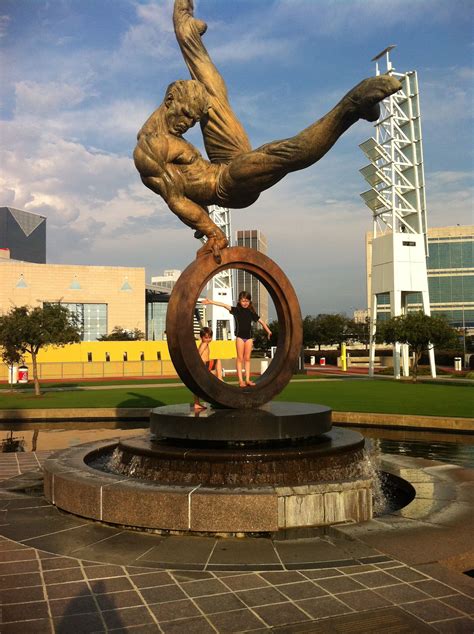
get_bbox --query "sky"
[1,0,473,317]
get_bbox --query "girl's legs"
[213,359,223,381]
[244,339,255,386]
[235,338,246,387]
[193,395,207,411]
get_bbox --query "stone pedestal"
[43,402,375,534]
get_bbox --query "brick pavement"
[0,451,473,633]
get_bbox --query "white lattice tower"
[202,205,235,340]
[359,46,436,378]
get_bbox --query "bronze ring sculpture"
[166,247,302,409]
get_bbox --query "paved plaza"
[0,448,473,633]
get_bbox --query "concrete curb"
[0,407,473,432]
[0,408,150,421]
[332,411,474,433]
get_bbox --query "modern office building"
[235,229,269,324]
[0,253,145,341]
[0,206,46,263]
[366,225,474,331]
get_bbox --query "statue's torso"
[174,138,220,203]
[137,132,220,205]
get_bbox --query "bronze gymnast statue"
[134,0,401,261]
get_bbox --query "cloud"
[272,0,465,36]
[211,33,294,64]
[425,170,473,228]
[0,14,10,38]
[109,214,179,238]
[421,67,473,124]
[15,80,90,114]
[111,0,178,69]
[1,116,144,237]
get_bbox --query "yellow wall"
[0,340,237,380]
[36,341,171,362]
[29,340,236,363]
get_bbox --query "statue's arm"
[173,0,227,99]
[166,192,210,233]
[135,134,187,184]
[141,165,209,232]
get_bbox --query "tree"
[0,342,23,392]
[253,320,279,351]
[0,304,81,395]
[302,315,319,349]
[376,311,459,381]
[98,326,145,341]
[349,317,371,349]
[303,313,353,349]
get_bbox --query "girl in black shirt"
[203,291,271,387]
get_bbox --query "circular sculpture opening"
[166,247,302,408]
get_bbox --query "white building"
[151,269,181,293]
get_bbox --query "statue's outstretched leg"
[218,75,402,206]
[255,75,402,172]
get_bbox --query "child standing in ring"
[193,326,223,411]
[202,292,271,387]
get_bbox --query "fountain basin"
[43,429,374,533]
[113,428,366,487]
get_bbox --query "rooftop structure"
[0,206,46,263]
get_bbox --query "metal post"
[422,290,437,378]
[369,294,378,377]
[341,342,347,372]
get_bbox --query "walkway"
[0,450,473,633]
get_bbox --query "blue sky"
[1,0,472,316]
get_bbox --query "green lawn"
[278,380,473,418]
[0,379,472,418]
[0,386,191,409]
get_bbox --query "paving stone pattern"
[0,452,473,632]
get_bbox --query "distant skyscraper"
[0,207,46,263]
[235,229,269,324]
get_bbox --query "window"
[58,303,107,341]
